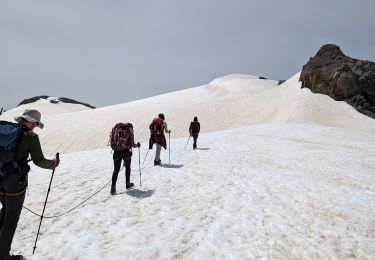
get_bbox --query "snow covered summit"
[1,96,94,118]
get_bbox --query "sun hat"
[14,109,44,129]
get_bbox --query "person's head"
[14,109,44,130]
[194,116,198,122]
[126,123,133,130]
[158,113,165,120]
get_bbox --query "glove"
[137,142,141,147]
[54,157,60,168]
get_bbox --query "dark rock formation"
[18,95,49,105]
[278,80,286,86]
[300,44,375,119]
[259,76,286,86]
[53,97,95,109]
[18,96,96,109]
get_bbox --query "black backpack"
[0,121,25,177]
[190,121,200,135]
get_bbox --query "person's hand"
[54,157,60,168]
[168,129,171,134]
[137,142,141,147]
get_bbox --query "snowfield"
[1,73,374,259]
[15,124,375,259]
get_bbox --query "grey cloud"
[1,0,374,109]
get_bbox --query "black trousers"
[0,164,29,258]
[112,150,132,189]
[0,192,25,258]
[193,134,198,149]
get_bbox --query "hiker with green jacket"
[0,109,59,260]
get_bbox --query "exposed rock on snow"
[18,95,96,109]
[300,44,375,119]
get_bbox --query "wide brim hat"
[14,109,44,129]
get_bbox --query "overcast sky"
[1,0,375,110]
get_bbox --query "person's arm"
[164,122,171,134]
[189,123,192,136]
[198,122,200,133]
[27,134,56,169]
[129,131,140,148]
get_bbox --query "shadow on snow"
[123,189,155,199]
[159,164,184,169]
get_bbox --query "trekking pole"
[168,132,171,165]
[142,149,150,165]
[33,153,59,255]
[138,147,142,186]
[184,135,191,149]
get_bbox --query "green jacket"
[15,128,55,170]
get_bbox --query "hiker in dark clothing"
[0,109,59,260]
[189,117,200,149]
[111,123,140,195]
[149,113,171,166]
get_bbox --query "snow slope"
[1,75,278,154]
[2,73,375,156]
[2,73,375,259]
[14,124,375,259]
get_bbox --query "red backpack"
[110,123,131,151]
[149,117,163,135]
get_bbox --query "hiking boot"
[154,160,161,166]
[6,254,24,260]
[110,185,117,195]
[126,182,134,189]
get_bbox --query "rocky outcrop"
[278,80,286,86]
[259,76,285,86]
[18,96,96,109]
[300,44,375,119]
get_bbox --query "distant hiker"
[109,122,140,195]
[189,116,200,149]
[149,113,171,166]
[0,109,59,259]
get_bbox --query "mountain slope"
[1,73,375,156]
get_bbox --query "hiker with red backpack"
[109,123,140,195]
[149,113,171,166]
[189,116,200,149]
[0,109,59,260]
